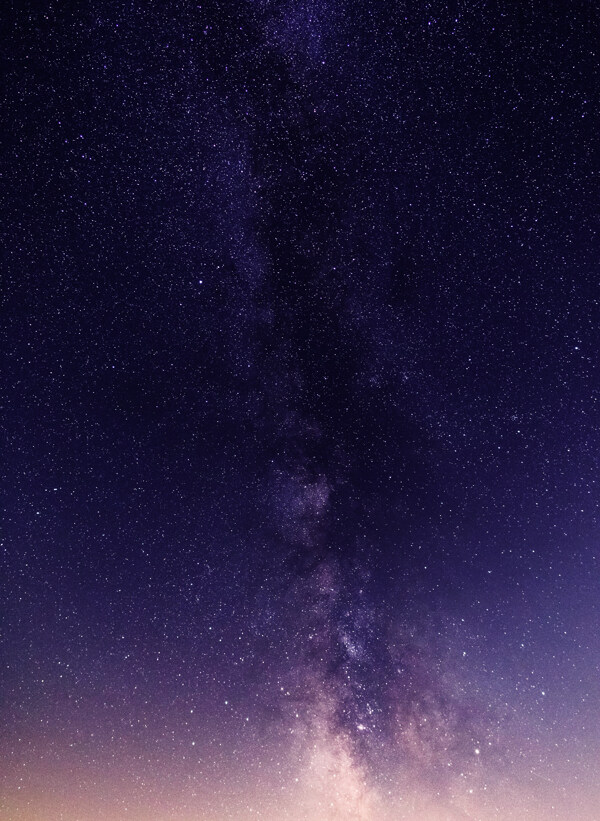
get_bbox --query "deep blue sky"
[3,2,600,819]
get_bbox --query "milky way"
[3,2,600,819]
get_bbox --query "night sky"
[3,2,600,819]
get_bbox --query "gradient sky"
[3,2,600,819]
